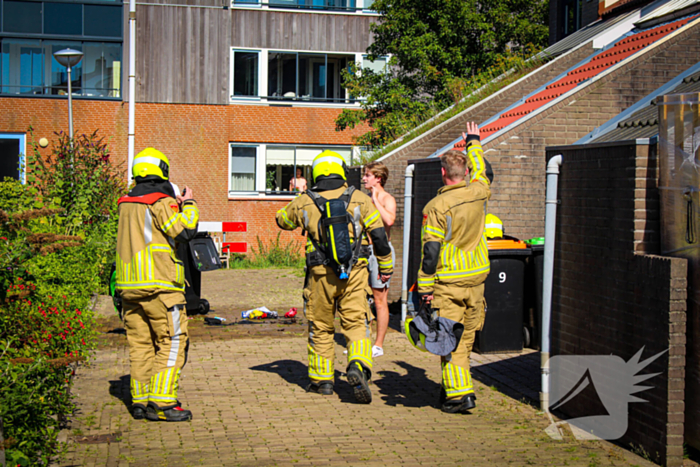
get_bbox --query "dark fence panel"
[407,158,442,290]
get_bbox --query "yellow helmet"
[312,150,346,183]
[132,148,170,180]
[484,213,503,239]
[404,316,428,352]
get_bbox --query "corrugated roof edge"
[636,0,700,28]
[575,59,700,144]
[480,14,700,147]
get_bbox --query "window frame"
[230,0,378,14]
[228,142,355,199]
[229,48,261,101]
[230,47,365,107]
[0,132,26,184]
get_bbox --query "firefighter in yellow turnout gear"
[418,122,491,414]
[276,151,393,403]
[116,148,199,422]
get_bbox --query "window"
[233,0,357,11]
[230,145,258,192]
[232,50,258,97]
[268,52,348,102]
[1,1,123,38]
[362,55,387,74]
[230,142,353,194]
[1,40,122,97]
[0,133,25,183]
[3,1,42,34]
[0,1,123,98]
[44,3,83,36]
[231,48,356,104]
[84,5,123,38]
[563,0,583,37]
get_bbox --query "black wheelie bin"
[474,237,531,353]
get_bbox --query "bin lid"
[487,238,528,250]
[524,237,545,245]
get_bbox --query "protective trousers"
[304,264,372,383]
[123,293,189,409]
[432,282,486,401]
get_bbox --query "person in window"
[289,167,308,192]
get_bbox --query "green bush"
[0,129,126,465]
[0,352,75,466]
[229,233,304,269]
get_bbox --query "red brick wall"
[0,98,366,254]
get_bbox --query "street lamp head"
[53,48,84,68]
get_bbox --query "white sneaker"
[372,345,384,358]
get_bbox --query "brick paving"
[60,327,657,467]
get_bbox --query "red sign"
[223,242,247,253]
[222,222,247,232]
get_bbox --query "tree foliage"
[336,0,549,148]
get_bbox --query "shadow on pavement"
[470,352,540,407]
[374,361,441,408]
[250,359,308,390]
[109,375,133,411]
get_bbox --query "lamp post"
[53,48,84,141]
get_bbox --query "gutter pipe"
[541,154,562,412]
[401,164,416,326]
[128,0,136,183]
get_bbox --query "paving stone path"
[60,330,657,467]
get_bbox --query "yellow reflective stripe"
[277,208,296,228]
[424,225,445,238]
[115,281,185,291]
[181,205,198,228]
[163,210,198,232]
[468,145,488,184]
[364,210,380,227]
[378,259,393,267]
[417,277,435,285]
[442,362,474,397]
[307,345,334,379]
[348,338,373,369]
[162,212,180,232]
[436,265,490,279]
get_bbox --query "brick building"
[0,0,378,254]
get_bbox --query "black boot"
[132,404,146,420]
[306,381,334,395]
[441,394,476,414]
[346,361,372,404]
[146,402,193,422]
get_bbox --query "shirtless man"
[362,161,396,358]
[289,167,308,192]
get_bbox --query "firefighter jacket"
[116,192,199,295]
[418,137,491,294]
[275,183,394,276]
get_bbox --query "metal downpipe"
[541,154,562,412]
[401,164,416,327]
[128,0,136,183]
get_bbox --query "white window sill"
[229,5,379,16]
[229,98,362,108]
[228,192,298,200]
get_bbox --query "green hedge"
[0,129,126,464]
